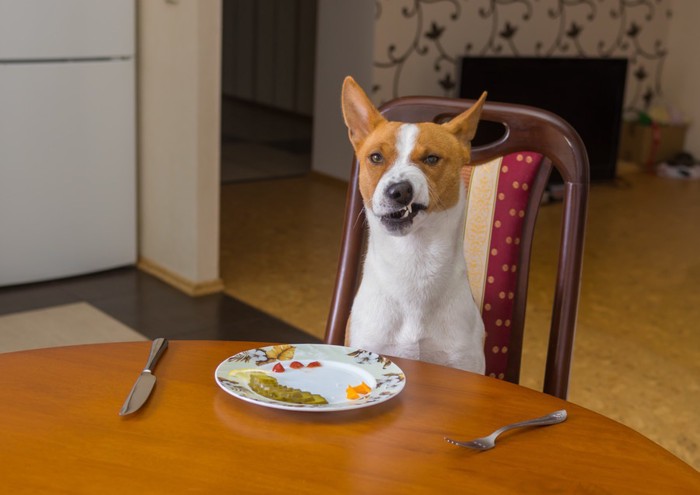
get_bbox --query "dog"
[341,76,486,374]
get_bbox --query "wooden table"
[1,341,697,493]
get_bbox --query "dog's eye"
[369,152,384,164]
[423,154,440,165]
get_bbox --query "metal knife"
[119,338,168,416]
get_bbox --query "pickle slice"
[248,372,328,405]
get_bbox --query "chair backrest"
[324,96,589,399]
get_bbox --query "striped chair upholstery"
[462,152,543,379]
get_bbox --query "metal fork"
[444,409,567,451]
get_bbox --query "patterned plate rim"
[214,344,406,412]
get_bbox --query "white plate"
[215,344,406,412]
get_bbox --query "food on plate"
[265,344,295,362]
[272,361,323,372]
[248,372,328,405]
[346,381,372,400]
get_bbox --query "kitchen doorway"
[220,0,316,183]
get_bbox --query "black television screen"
[459,57,628,181]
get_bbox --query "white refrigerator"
[0,0,136,286]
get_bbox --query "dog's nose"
[385,181,413,206]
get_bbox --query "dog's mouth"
[379,203,426,230]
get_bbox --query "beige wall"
[311,0,375,180]
[137,0,223,294]
[663,0,700,157]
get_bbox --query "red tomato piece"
[306,361,322,368]
[272,363,285,373]
[289,361,304,369]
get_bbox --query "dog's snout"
[385,181,413,206]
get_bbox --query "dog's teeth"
[407,204,413,214]
[387,207,412,220]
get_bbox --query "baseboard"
[137,257,224,297]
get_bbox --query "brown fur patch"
[341,77,386,150]
[341,76,486,212]
[356,121,402,208]
[410,122,470,212]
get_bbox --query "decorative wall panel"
[373,0,672,112]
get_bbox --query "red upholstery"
[462,152,543,379]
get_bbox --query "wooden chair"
[323,96,589,400]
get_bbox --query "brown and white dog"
[341,76,486,374]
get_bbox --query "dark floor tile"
[54,267,144,300]
[0,282,78,315]
[174,318,320,344]
[93,291,226,339]
[211,296,321,343]
[0,267,314,344]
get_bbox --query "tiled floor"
[0,267,319,345]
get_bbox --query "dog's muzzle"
[379,180,426,233]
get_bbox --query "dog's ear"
[341,76,386,150]
[443,91,487,144]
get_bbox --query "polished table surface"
[1,340,697,494]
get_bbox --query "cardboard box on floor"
[618,121,688,167]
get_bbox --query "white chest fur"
[349,185,486,373]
